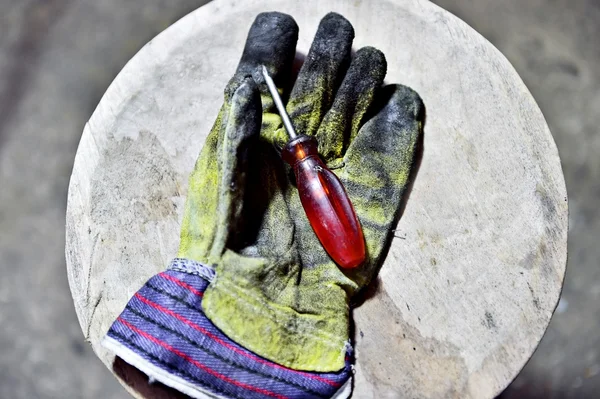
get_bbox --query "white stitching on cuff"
[167,258,216,282]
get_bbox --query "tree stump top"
[66,0,568,397]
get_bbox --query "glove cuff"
[103,258,352,399]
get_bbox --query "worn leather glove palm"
[179,11,423,372]
[105,11,423,399]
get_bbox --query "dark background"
[0,0,597,398]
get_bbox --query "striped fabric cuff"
[102,258,353,399]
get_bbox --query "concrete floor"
[0,0,597,398]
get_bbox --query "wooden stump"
[65,0,568,397]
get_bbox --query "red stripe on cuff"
[118,317,288,399]
[134,292,341,388]
[158,272,204,297]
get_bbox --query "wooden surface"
[65,0,568,397]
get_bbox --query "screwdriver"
[260,65,366,269]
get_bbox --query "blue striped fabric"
[105,259,352,399]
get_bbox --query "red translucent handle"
[283,135,365,268]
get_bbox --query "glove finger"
[228,12,298,98]
[286,12,354,138]
[230,12,298,149]
[178,78,262,264]
[340,84,424,287]
[316,46,387,162]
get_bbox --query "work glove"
[103,11,423,399]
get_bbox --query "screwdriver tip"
[260,65,271,82]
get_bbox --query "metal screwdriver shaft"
[259,65,366,269]
[261,65,297,138]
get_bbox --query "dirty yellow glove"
[104,11,423,399]
[179,11,424,373]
